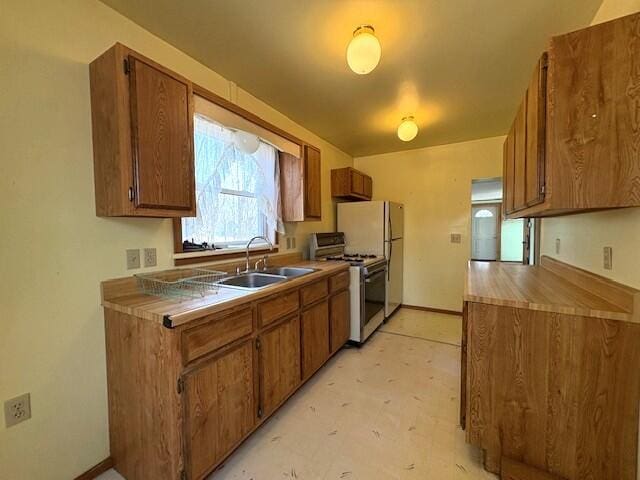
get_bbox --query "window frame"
[172,83,308,266]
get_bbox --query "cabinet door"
[301,300,330,379]
[129,56,195,211]
[330,290,350,354]
[304,145,322,219]
[503,126,516,215]
[184,341,255,480]
[513,100,528,211]
[259,315,301,417]
[525,54,547,207]
[363,175,373,199]
[351,170,365,196]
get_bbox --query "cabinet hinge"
[258,406,263,418]
[256,338,261,350]
[177,377,185,395]
[128,186,135,202]
[123,58,130,75]
[180,469,187,480]
[540,184,546,195]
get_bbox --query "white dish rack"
[135,268,228,300]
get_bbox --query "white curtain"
[182,115,285,248]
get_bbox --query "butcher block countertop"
[464,256,640,323]
[101,258,349,328]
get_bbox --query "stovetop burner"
[343,253,377,259]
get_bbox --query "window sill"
[173,245,280,266]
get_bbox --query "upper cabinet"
[280,145,322,222]
[90,43,196,217]
[331,167,373,201]
[504,12,640,218]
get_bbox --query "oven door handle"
[365,270,386,283]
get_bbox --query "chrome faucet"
[244,236,273,273]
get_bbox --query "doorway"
[470,177,535,264]
[471,203,501,261]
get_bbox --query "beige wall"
[539,0,640,290]
[0,1,351,478]
[354,136,504,312]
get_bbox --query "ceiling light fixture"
[397,116,418,142]
[346,25,381,75]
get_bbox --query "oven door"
[361,266,387,341]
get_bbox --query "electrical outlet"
[555,238,561,254]
[143,248,157,267]
[603,246,613,270]
[286,237,292,249]
[126,249,140,270]
[291,237,297,249]
[4,393,31,427]
[450,233,462,244]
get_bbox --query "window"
[181,114,283,251]
[474,209,494,218]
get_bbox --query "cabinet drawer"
[182,308,253,364]
[300,279,329,307]
[258,291,300,327]
[329,271,350,293]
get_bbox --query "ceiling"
[100,0,602,157]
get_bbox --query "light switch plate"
[4,393,31,428]
[450,233,462,244]
[555,238,561,254]
[126,249,140,270]
[143,248,157,268]
[603,246,613,270]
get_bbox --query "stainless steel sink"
[261,267,316,278]
[217,272,287,290]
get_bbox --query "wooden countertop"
[102,260,349,328]
[464,257,640,323]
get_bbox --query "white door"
[385,238,403,317]
[386,202,404,240]
[471,205,499,260]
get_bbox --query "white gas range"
[310,232,387,344]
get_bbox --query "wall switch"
[450,233,462,244]
[603,246,613,270]
[555,238,561,254]
[143,248,157,267]
[4,393,31,428]
[126,249,140,269]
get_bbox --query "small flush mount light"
[346,25,381,75]
[397,116,418,142]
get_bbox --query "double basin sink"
[217,267,316,290]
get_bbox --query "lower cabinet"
[258,314,301,417]
[184,340,256,480]
[329,290,350,354]
[301,300,330,379]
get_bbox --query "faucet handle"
[263,254,269,269]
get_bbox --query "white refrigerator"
[337,201,404,317]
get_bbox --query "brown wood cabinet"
[331,167,373,201]
[90,43,196,217]
[504,12,640,218]
[329,289,350,354]
[279,145,322,222]
[184,340,255,480]
[103,266,350,480]
[301,300,330,379]
[258,314,300,417]
[463,259,640,480]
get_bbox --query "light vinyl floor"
[99,310,494,480]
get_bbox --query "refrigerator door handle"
[387,240,392,281]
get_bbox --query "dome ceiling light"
[346,25,381,75]
[397,116,418,142]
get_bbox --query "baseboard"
[400,304,463,316]
[74,457,114,480]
